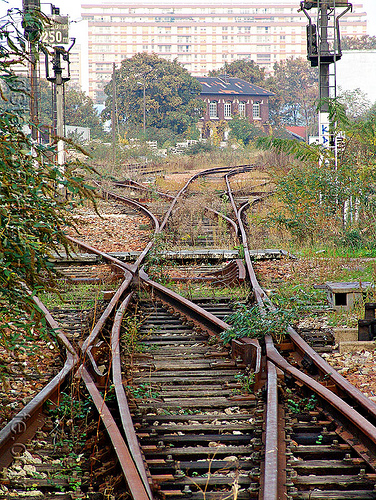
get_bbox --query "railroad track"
[129,297,262,499]
[1,164,376,500]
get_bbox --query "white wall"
[336,50,376,105]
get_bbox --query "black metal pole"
[319,2,330,113]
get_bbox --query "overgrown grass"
[160,281,251,302]
[39,282,109,310]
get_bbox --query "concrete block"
[333,328,358,343]
[325,281,373,311]
[338,340,376,354]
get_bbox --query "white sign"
[319,112,330,148]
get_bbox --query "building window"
[209,101,218,118]
[224,102,232,118]
[239,101,246,117]
[253,102,260,119]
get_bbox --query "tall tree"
[228,116,266,146]
[208,59,265,87]
[64,86,103,138]
[38,81,103,138]
[103,53,205,135]
[341,35,376,50]
[266,57,318,127]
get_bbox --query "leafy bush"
[186,141,214,155]
[222,303,293,345]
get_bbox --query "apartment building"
[81,1,367,104]
[68,44,83,89]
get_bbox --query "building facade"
[81,1,367,104]
[196,76,273,129]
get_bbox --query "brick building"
[196,76,273,129]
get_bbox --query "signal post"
[299,1,352,149]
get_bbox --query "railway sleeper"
[286,405,376,500]
[126,298,263,499]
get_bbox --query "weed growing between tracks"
[121,310,151,356]
[222,285,325,345]
[222,303,293,345]
[126,383,160,399]
[185,450,241,500]
[234,372,256,394]
[40,282,109,310]
[46,387,94,454]
[286,391,317,414]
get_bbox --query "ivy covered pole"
[22,0,41,141]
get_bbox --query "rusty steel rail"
[103,190,161,235]
[287,326,376,422]
[265,336,376,461]
[262,361,278,500]
[80,366,152,500]
[224,170,270,307]
[99,190,160,270]
[111,293,154,499]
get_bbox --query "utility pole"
[22,0,41,141]
[41,6,72,191]
[52,47,67,170]
[142,81,146,134]
[300,1,352,148]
